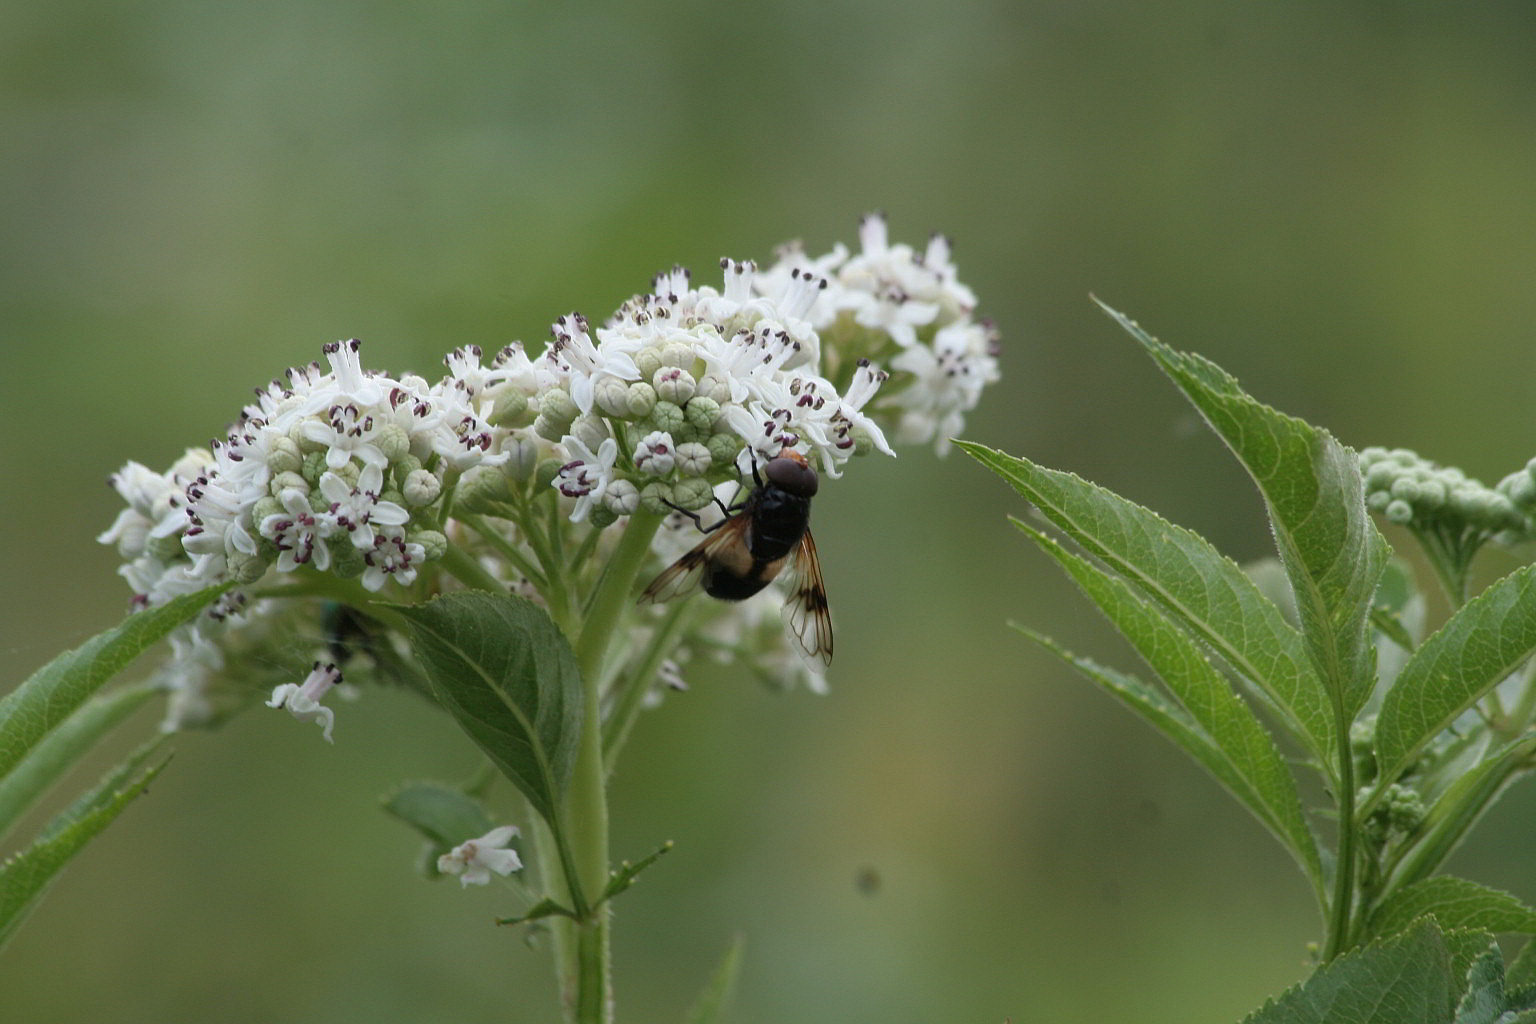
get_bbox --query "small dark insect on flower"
[639,448,832,668]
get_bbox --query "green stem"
[1323,679,1358,960]
[557,509,664,1024]
[603,599,693,768]
[438,541,508,593]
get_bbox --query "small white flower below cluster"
[437,826,523,887]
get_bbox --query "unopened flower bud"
[373,422,411,462]
[1385,498,1413,524]
[402,468,441,507]
[594,378,633,419]
[538,387,579,428]
[409,529,448,561]
[502,436,540,481]
[671,477,714,510]
[654,367,697,405]
[487,385,531,427]
[675,442,711,476]
[534,458,562,491]
[640,481,676,516]
[227,548,270,584]
[588,505,619,529]
[267,435,304,475]
[456,465,510,512]
[648,401,686,435]
[695,374,733,405]
[625,382,658,418]
[634,347,663,380]
[706,432,742,468]
[605,478,640,516]
[569,414,610,453]
[684,396,720,433]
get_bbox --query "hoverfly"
[639,448,832,668]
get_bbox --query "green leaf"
[393,591,583,827]
[958,440,1332,763]
[684,933,746,1024]
[1015,520,1322,891]
[1385,735,1536,891]
[0,684,157,844]
[0,755,168,949]
[601,840,674,904]
[381,780,501,877]
[1369,877,1536,943]
[1018,627,1306,854]
[0,585,225,783]
[1375,564,1536,788]
[1241,918,1476,1024]
[1102,301,1389,720]
[496,897,578,927]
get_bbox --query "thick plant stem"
[1323,710,1358,961]
[556,510,664,1024]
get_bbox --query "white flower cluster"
[99,214,999,732]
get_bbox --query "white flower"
[259,485,334,572]
[437,825,523,887]
[360,529,426,591]
[554,435,620,522]
[546,313,641,415]
[267,662,343,742]
[885,318,1000,454]
[318,463,409,552]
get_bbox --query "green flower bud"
[373,422,411,463]
[1364,462,1398,491]
[270,471,310,498]
[588,505,619,530]
[1385,498,1414,524]
[409,529,448,562]
[625,382,658,419]
[533,413,567,442]
[1366,490,1392,513]
[251,496,284,528]
[267,435,304,475]
[402,469,441,507]
[147,532,185,562]
[648,400,686,434]
[227,548,270,584]
[330,542,366,580]
[301,450,330,484]
[594,378,633,419]
[706,431,743,469]
[684,396,721,433]
[327,461,362,489]
[639,481,676,516]
[634,346,664,381]
[660,341,694,370]
[671,476,714,510]
[455,465,510,512]
[488,386,531,428]
[538,387,579,428]
[1389,478,1421,503]
[570,414,610,453]
[671,422,703,445]
[535,458,562,492]
[294,421,326,455]
[502,437,540,481]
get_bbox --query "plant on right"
[963,301,1536,1024]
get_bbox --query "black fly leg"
[661,495,741,534]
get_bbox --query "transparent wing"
[779,530,833,669]
[638,517,746,604]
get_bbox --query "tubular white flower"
[555,435,620,522]
[267,662,343,742]
[437,825,523,887]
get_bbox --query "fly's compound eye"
[763,456,818,497]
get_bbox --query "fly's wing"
[638,516,748,604]
[779,529,833,669]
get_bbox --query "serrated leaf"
[1016,520,1322,891]
[1019,627,1290,840]
[1241,918,1471,1024]
[1375,564,1536,788]
[1102,302,1389,721]
[1369,877,1536,943]
[959,441,1332,763]
[393,591,583,827]
[1510,938,1536,992]
[684,933,745,1024]
[1455,943,1507,1024]
[0,757,168,949]
[0,684,157,844]
[0,585,225,782]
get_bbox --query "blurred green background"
[6,2,1536,1021]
